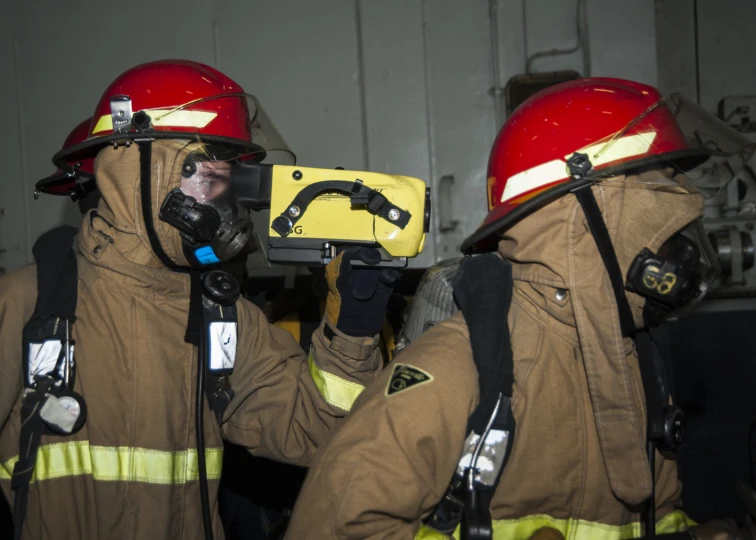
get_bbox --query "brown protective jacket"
[0,143,382,539]
[286,179,703,539]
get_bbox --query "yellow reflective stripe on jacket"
[308,352,365,412]
[0,441,223,484]
[415,510,695,540]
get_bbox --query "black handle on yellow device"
[271,180,412,237]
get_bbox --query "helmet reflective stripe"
[500,160,568,204]
[586,131,657,165]
[92,109,218,134]
[500,131,659,205]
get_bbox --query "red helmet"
[35,117,97,200]
[54,59,294,169]
[462,77,755,253]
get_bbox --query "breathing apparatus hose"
[646,441,656,538]
[197,318,214,540]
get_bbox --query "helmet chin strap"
[573,195,637,338]
[568,154,684,539]
[136,140,181,271]
[137,139,218,540]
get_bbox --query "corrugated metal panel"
[523,0,585,74]
[0,1,28,274]
[697,0,756,112]
[215,0,365,170]
[422,0,497,258]
[655,0,697,98]
[494,0,527,83]
[359,0,435,267]
[586,0,657,86]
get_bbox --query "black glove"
[324,247,400,337]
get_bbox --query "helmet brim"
[53,132,268,172]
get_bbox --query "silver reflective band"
[39,395,80,434]
[208,322,237,371]
[456,429,510,487]
[28,341,73,385]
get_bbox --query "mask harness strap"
[568,154,683,540]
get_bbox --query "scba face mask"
[626,220,721,326]
[160,154,253,266]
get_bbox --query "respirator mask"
[160,149,253,267]
[626,220,721,326]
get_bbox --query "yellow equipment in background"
[234,163,430,268]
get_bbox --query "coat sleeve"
[222,299,383,466]
[285,312,480,539]
[0,266,37,431]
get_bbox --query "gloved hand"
[324,247,400,337]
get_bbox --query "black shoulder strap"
[22,226,79,389]
[31,225,79,323]
[14,226,79,540]
[425,254,516,540]
[454,254,515,430]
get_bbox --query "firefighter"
[285,77,756,539]
[0,59,397,540]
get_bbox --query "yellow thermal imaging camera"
[233,163,430,268]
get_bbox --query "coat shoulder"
[0,264,38,308]
[396,311,477,398]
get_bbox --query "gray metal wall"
[656,0,756,111]
[0,0,657,275]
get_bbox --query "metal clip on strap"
[461,393,507,540]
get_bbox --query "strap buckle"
[461,467,494,540]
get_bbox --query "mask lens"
[180,159,233,207]
[658,233,700,267]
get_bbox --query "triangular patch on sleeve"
[386,363,433,396]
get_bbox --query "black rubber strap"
[453,254,515,426]
[11,387,48,540]
[137,141,178,270]
[32,226,78,321]
[445,255,517,540]
[297,300,321,352]
[14,227,79,538]
[635,331,669,443]
[462,488,495,540]
[574,187,636,337]
[271,180,411,236]
[323,324,335,342]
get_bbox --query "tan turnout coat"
[0,143,382,539]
